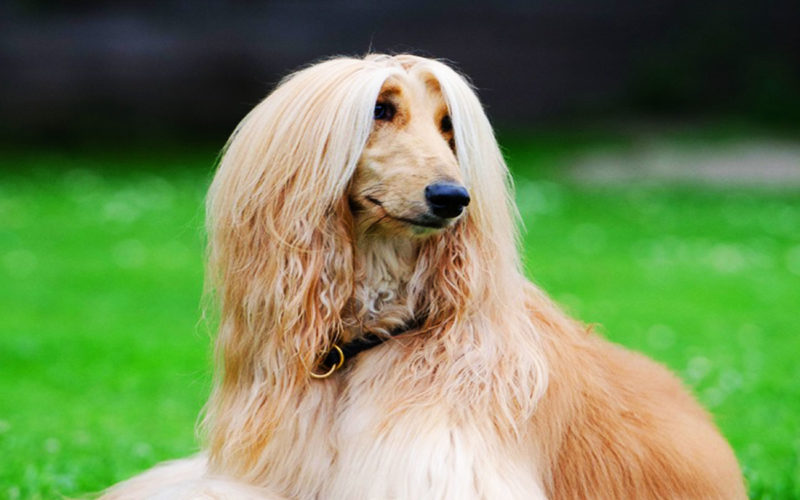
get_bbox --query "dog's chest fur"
[320,355,547,499]
[309,238,547,499]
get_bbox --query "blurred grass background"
[1,127,798,499]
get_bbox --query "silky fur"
[102,54,745,499]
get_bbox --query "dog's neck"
[344,233,421,340]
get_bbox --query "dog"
[102,54,745,499]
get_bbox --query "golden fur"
[102,54,745,499]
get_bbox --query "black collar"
[310,317,426,379]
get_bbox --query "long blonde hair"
[203,54,547,476]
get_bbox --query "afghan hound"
[102,54,745,499]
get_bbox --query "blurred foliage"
[1,133,799,498]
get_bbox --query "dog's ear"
[413,60,523,324]
[205,108,360,371]
[204,126,357,474]
[205,169,354,474]
[203,58,395,474]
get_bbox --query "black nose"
[425,182,471,219]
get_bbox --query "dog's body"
[103,54,744,499]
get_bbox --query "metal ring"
[309,345,344,379]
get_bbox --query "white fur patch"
[329,380,547,499]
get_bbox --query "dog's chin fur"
[101,54,746,500]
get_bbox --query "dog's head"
[349,58,468,237]
[207,54,518,378]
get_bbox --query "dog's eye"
[441,115,453,133]
[374,102,395,121]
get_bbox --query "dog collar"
[310,317,426,379]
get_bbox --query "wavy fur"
[101,54,745,499]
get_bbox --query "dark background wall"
[2,0,799,143]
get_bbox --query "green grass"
[1,136,798,499]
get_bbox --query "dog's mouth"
[362,195,450,229]
[390,214,448,229]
